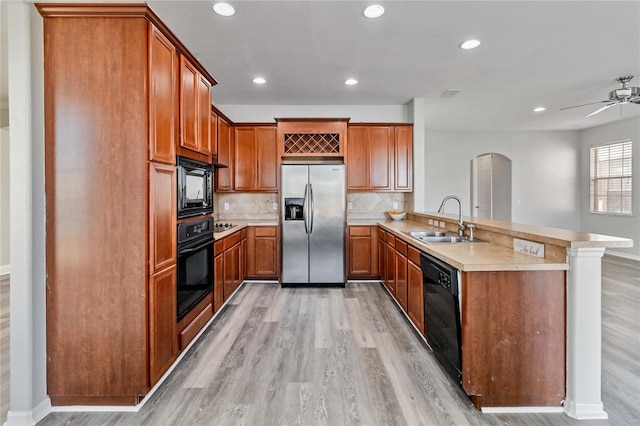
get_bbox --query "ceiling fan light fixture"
[252,77,266,84]
[364,5,385,18]
[345,79,358,86]
[533,107,546,112]
[460,39,481,50]
[213,3,235,17]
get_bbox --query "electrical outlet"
[392,202,398,210]
[272,203,278,210]
[439,221,445,228]
[428,219,433,225]
[348,202,353,210]
[224,202,229,210]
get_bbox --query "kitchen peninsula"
[348,211,632,418]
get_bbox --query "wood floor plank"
[31,256,640,425]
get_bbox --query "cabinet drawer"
[408,245,421,265]
[179,302,212,350]
[254,226,276,237]
[240,228,248,239]
[349,226,371,237]
[223,231,241,250]
[377,227,386,240]
[214,240,224,255]
[395,239,408,256]
[386,233,396,245]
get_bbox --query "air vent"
[441,89,461,98]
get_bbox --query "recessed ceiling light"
[345,79,358,86]
[213,3,235,16]
[533,106,546,112]
[252,77,266,84]
[364,5,385,18]
[460,39,481,50]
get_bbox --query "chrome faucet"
[437,195,465,237]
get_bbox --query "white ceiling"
[147,0,640,131]
[2,1,639,131]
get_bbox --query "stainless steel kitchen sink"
[403,230,485,244]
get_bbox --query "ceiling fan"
[560,75,640,118]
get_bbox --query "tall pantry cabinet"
[38,4,216,406]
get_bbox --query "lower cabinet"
[461,270,566,408]
[214,228,248,307]
[148,265,177,385]
[347,226,379,278]
[246,226,279,279]
[377,226,424,336]
[394,239,408,310]
[406,246,424,334]
[384,233,396,295]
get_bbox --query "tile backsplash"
[347,192,408,220]
[216,192,279,221]
[215,191,408,221]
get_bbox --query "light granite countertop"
[352,219,570,272]
[213,219,278,239]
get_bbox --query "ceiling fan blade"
[559,100,610,111]
[585,102,618,118]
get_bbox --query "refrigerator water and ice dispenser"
[284,198,304,220]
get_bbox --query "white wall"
[579,116,640,259]
[6,2,50,425]
[1,127,9,273]
[216,104,409,123]
[423,130,582,231]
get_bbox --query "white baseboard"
[5,397,51,426]
[604,250,640,262]
[0,264,10,277]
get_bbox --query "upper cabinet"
[347,124,413,192]
[234,125,278,191]
[179,55,212,160]
[276,118,348,159]
[148,26,178,165]
[216,116,233,192]
[210,107,218,159]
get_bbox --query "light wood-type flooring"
[8,255,636,425]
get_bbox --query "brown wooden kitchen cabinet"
[384,233,397,295]
[149,265,177,384]
[347,124,413,191]
[149,26,177,165]
[214,228,247,308]
[394,238,408,310]
[234,125,278,191]
[461,270,566,409]
[149,163,177,274]
[276,118,348,158]
[377,228,387,283]
[215,115,233,191]
[246,226,279,279]
[210,107,218,158]
[179,55,211,159]
[38,4,216,406]
[347,126,392,190]
[406,245,424,334]
[347,226,379,279]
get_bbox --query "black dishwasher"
[420,252,462,385]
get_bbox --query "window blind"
[589,140,633,215]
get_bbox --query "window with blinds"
[589,140,633,215]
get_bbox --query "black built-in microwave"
[177,156,214,219]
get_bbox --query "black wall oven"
[177,217,214,322]
[177,156,214,219]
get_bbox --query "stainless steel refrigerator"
[281,164,346,286]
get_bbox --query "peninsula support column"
[564,247,608,419]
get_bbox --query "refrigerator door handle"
[303,183,309,234]
[308,183,314,234]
